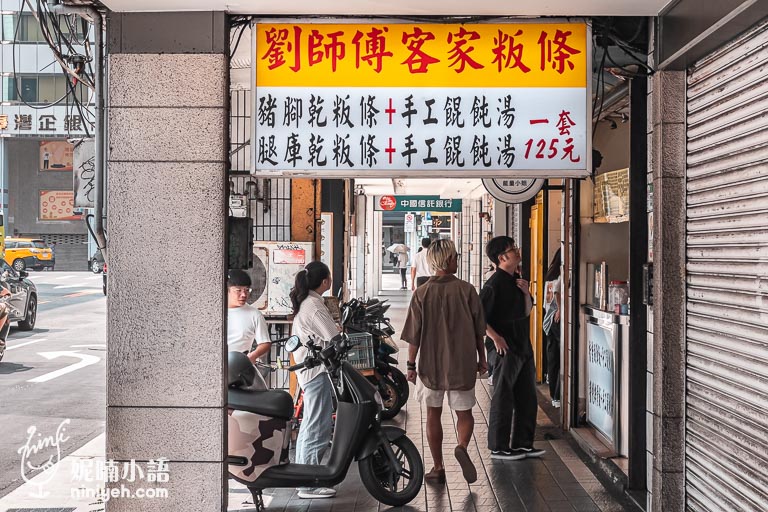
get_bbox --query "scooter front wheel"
[358,434,424,506]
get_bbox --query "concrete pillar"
[105,12,228,511]
[649,70,686,512]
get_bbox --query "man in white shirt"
[411,238,434,290]
[227,269,271,364]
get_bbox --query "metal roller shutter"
[685,19,768,512]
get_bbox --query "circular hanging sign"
[482,178,546,203]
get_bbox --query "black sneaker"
[511,447,546,458]
[490,450,526,460]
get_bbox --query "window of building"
[1,77,16,102]
[1,14,14,41]
[5,74,90,104]
[1,13,87,43]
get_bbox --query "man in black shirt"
[481,236,546,460]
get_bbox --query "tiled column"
[648,69,687,512]
[105,12,228,511]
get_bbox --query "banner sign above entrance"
[253,20,590,178]
[374,195,462,212]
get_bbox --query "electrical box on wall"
[642,263,653,306]
[228,216,253,270]
[229,194,249,218]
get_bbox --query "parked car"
[89,250,105,274]
[4,237,54,271]
[0,259,38,330]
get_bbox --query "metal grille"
[230,88,291,241]
[685,19,768,512]
[230,89,251,173]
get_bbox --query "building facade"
[93,2,768,511]
[1,0,93,269]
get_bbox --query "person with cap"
[227,269,272,364]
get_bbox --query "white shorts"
[415,379,476,411]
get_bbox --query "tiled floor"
[228,282,635,512]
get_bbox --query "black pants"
[546,322,561,400]
[488,353,537,451]
[399,268,407,287]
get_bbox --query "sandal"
[424,467,446,484]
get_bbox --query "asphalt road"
[0,271,106,498]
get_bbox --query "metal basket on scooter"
[345,332,375,371]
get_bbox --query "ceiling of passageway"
[100,0,671,15]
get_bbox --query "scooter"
[341,298,409,419]
[0,272,17,363]
[227,333,424,511]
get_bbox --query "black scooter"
[227,333,424,511]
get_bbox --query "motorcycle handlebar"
[286,362,306,372]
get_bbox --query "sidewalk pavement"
[1,281,635,512]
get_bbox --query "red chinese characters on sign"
[523,111,581,163]
[259,24,585,78]
[446,27,484,73]
[538,29,581,74]
[261,27,292,70]
[352,27,393,73]
[401,27,441,74]
[492,29,531,73]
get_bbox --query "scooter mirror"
[285,335,302,353]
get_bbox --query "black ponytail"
[289,261,331,315]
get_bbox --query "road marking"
[64,290,102,298]
[71,344,106,348]
[28,351,101,383]
[54,275,76,280]
[6,338,48,351]
[54,284,88,289]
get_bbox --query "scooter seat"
[229,388,294,420]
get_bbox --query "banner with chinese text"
[254,21,590,177]
[374,195,462,212]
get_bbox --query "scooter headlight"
[373,389,384,410]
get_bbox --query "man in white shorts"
[401,240,487,485]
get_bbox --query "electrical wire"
[10,0,69,109]
[9,0,97,135]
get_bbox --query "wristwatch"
[406,361,416,371]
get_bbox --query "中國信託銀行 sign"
[254,21,590,177]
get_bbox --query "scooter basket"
[345,332,375,370]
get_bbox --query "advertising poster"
[40,190,79,221]
[39,141,73,171]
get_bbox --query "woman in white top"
[411,237,435,290]
[289,261,340,500]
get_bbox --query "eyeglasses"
[499,246,520,258]
[230,287,252,295]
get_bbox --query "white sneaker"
[552,399,561,408]
[297,487,336,499]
